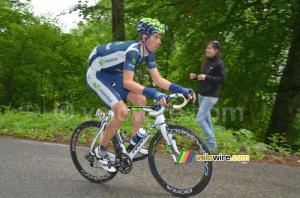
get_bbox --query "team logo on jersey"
[92,83,112,103]
[106,58,118,63]
[99,58,118,66]
[106,43,111,50]
[114,41,125,45]
[93,83,101,90]
[99,89,113,103]
[148,61,156,67]
[128,63,135,68]
[99,59,105,66]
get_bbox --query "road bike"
[70,93,212,197]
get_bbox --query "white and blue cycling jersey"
[86,40,157,108]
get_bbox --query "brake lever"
[166,95,172,115]
[184,90,196,107]
[168,102,172,115]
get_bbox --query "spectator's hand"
[197,74,206,80]
[190,73,197,80]
[189,73,206,81]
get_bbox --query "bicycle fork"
[157,114,180,163]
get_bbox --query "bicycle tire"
[70,120,118,183]
[148,125,212,197]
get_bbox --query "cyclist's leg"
[86,69,128,147]
[127,92,146,136]
[111,73,146,136]
[102,101,128,145]
[112,73,148,154]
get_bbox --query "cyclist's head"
[137,18,166,40]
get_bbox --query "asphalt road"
[0,136,299,198]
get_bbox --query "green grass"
[0,107,299,162]
[0,107,84,142]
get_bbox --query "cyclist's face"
[145,33,162,52]
[205,44,218,58]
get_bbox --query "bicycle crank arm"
[132,154,148,162]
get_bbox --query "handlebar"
[149,93,188,116]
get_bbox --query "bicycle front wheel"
[148,125,212,197]
[70,120,118,184]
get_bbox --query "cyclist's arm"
[123,50,145,94]
[145,53,172,90]
[149,67,171,90]
[150,66,196,102]
[123,70,145,94]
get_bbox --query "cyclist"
[86,18,195,172]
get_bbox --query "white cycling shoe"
[94,148,116,173]
[139,145,148,155]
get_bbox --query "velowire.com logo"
[176,151,250,163]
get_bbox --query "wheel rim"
[148,126,212,196]
[70,121,117,183]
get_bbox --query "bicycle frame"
[91,93,187,163]
[125,112,178,161]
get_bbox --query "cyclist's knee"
[129,94,146,106]
[112,101,129,121]
[136,94,146,105]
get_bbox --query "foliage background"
[0,0,299,151]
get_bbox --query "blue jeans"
[196,95,218,151]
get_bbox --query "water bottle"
[95,108,105,119]
[127,128,146,152]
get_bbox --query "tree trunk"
[112,0,125,41]
[266,3,300,146]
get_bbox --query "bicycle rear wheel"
[70,120,118,183]
[148,125,212,197]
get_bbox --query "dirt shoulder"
[250,151,300,167]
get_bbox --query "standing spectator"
[190,41,226,151]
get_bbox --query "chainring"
[115,153,132,174]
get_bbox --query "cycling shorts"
[86,66,129,108]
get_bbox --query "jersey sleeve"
[146,53,157,69]
[123,50,139,71]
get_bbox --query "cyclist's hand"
[179,87,196,103]
[154,92,168,106]
[143,87,167,106]
[187,90,196,103]
[153,91,165,100]
[180,88,195,103]
[169,83,196,103]
[156,96,168,106]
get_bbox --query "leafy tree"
[266,0,300,149]
[1,0,299,150]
